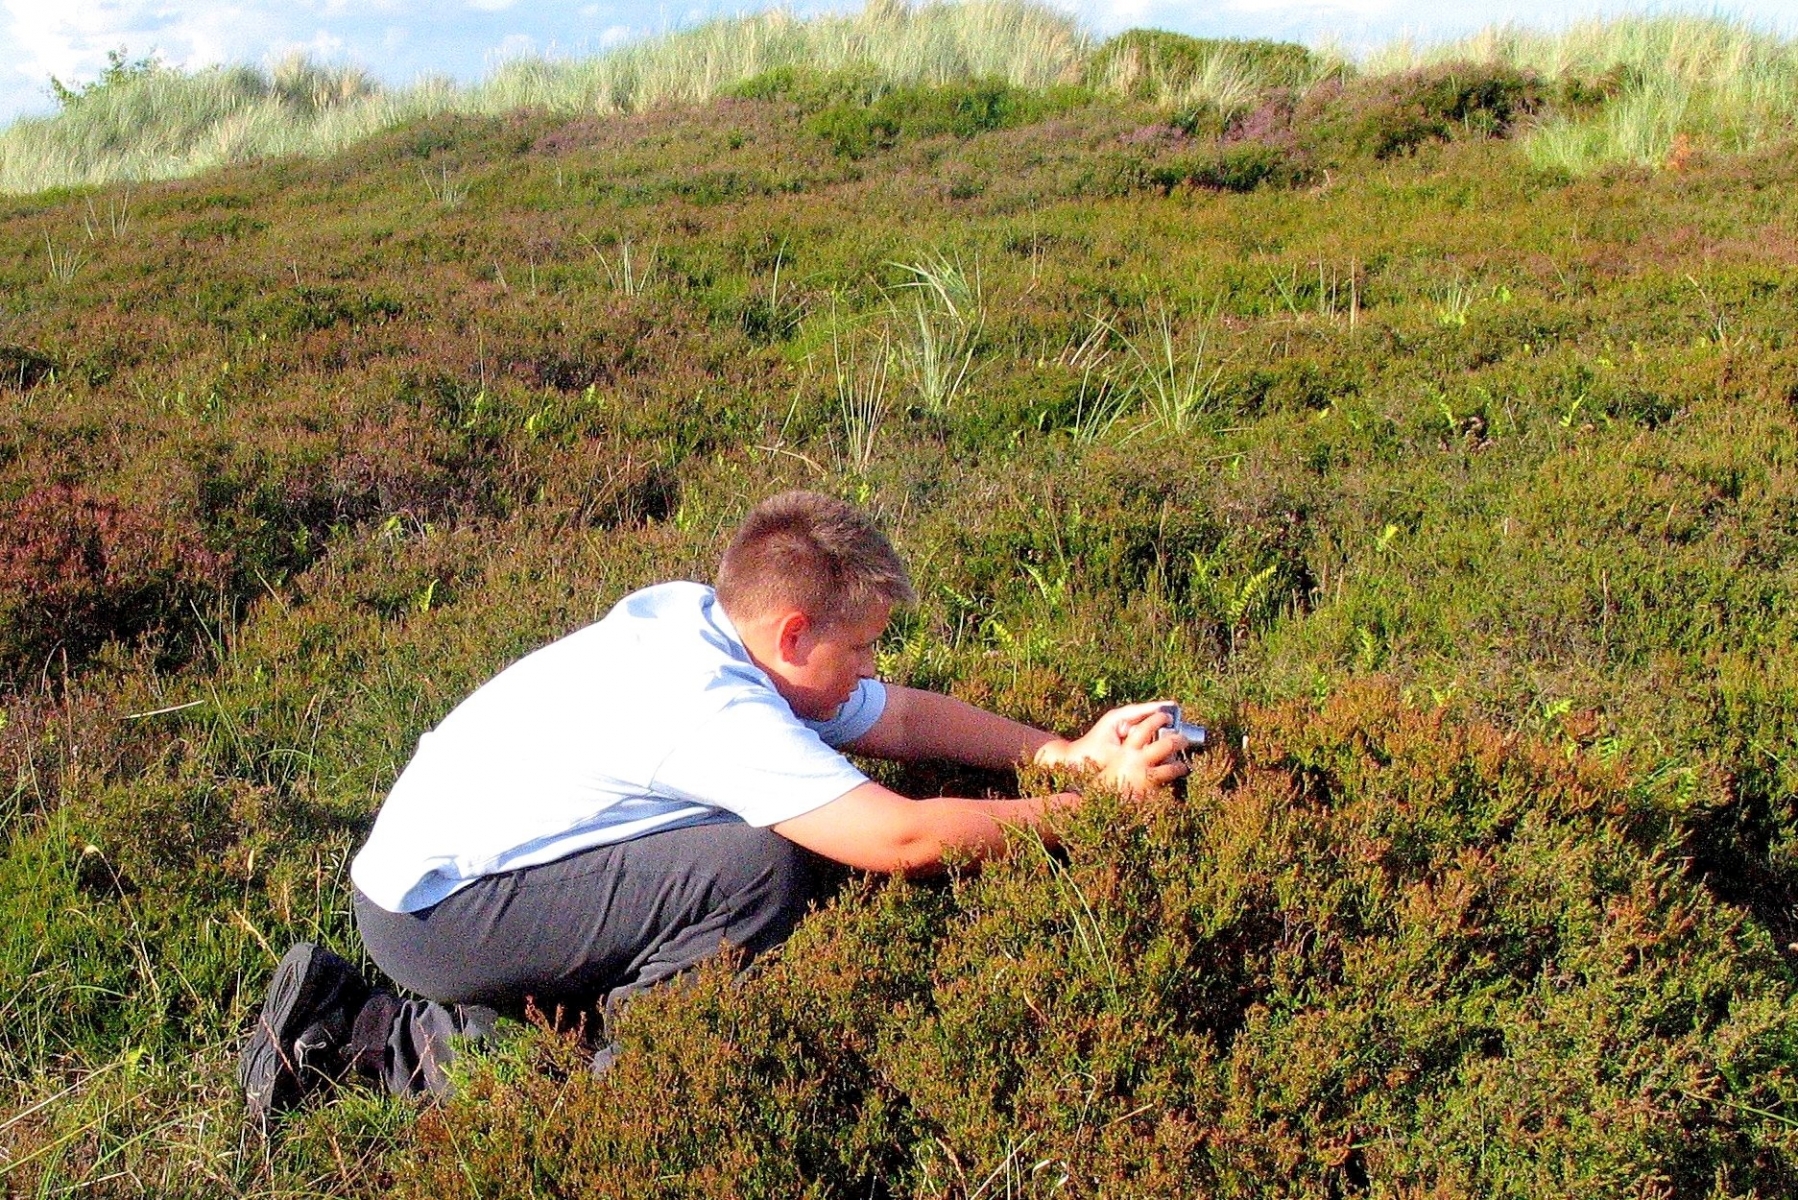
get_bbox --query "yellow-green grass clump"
[1374,14,1798,172]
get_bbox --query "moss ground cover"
[0,46,1795,1195]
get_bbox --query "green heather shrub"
[1300,61,1543,160]
[723,63,890,109]
[0,341,56,389]
[394,688,1798,1198]
[1147,140,1307,194]
[806,78,1086,158]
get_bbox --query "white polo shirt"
[350,581,884,912]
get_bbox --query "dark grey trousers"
[351,820,824,1095]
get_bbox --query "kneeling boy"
[241,490,1190,1112]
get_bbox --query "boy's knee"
[719,827,822,950]
[738,826,811,902]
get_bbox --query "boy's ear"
[774,609,812,663]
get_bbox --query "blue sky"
[2,0,1792,124]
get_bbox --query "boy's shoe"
[239,942,370,1117]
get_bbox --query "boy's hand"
[1034,701,1192,798]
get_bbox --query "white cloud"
[1220,0,1399,13]
[490,31,537,59]
[277,29,350,62]
[4,0,263,84]
[0,0,435,115]
[467,0,521,11]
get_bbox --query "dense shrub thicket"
[403,687,1798,1198]
[0,51,1795,1196]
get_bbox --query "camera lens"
[1156,703,1207,750]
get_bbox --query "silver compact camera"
[1156,703,1207,754]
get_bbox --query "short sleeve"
[805,678,886,747]
[651,693,871,827]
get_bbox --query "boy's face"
[777,601,890,721]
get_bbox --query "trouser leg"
[591,823,819,1009]
[346,992,498,1098]
[352,820,823,1093]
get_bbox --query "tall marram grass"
[0,56,460,193]
[468,0,1087,113]
[1373,14,1798,171]
[0,0,1087,193]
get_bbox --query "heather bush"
[0,484,229,672]
[0,340,56,389]
[806,78,1087,158]
[1299,61,1544,160]
[1147,140,1307,194]
[395,687,1798,1198]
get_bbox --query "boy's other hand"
[1034,701,1191,798]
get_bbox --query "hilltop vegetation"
[2,4,1797,1195]
[5,3,1798,191]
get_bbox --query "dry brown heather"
[0,61,1795,1196]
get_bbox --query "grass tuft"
[889,250,984,412]
[1381,14,1798,169]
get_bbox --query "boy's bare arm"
[845,684,1190,784]
[844,685,1059,767]
[773,780,1080,875]
[785,694,1189,874]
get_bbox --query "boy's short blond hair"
[715,491,915,628]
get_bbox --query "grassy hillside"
[6,5,1798,191]
[1,13,1797,1196]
